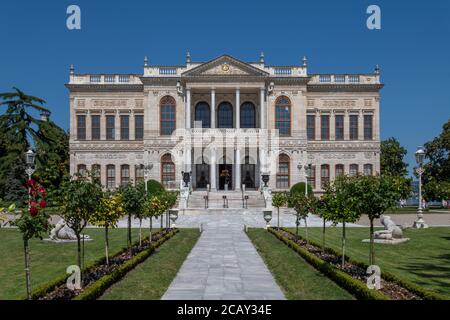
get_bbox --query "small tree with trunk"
[12,179,51,299]
[322,176,360,268]
[353,175,402,265]
[89,191,124,265]
[144,194,164,242]
[288,192,313,241]
[60,172,102,270]
[120,182,146,249]
[272,192,287,229]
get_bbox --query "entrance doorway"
[195,164,210,189]
[241,164,256,189]
[218,164,232,190]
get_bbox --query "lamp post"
[413,146,428,228]
[25,149,36,208]
[298,163,312,196]
[143,164,153,194]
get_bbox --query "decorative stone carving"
[77,99,85,107]
[93,100,127,107]
[322,100,356,107]
[363,215,409,244]
[47,220,91,242]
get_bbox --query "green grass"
[100,229,200,300]
[247,228,354,300]
[0,227,142,300]
[288,226,450,298]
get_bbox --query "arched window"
[160,96,176,135]
[106,164,115,189]
[77,164,87,177]
[349,164,359,177]
[135,164,144,183]
[364,164,373,176]
[92,164,101,181]
[275,96,291,136]
[307,165,316,189]
[217,102,233,128]
[161,154,175,189]
[321,164,330,189]
[121,165,130,185]
[195,102,211,128]
[240,102,256,128]
[335,164,345,177]
[276,154,290,189]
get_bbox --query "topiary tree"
[322,176,360,268]
[272,192,287,229]
[290,182,313,196]
[120,182,146,249]
[60,171,103,269]
[89,191,124,265]
[12,179,51,299]
[353,175,402,265]
[147,179,165,195]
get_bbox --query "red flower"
[26,179,36,187]
[39,200,47,208]
[29,206,38,216]
[30,200,38,208]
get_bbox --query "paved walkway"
[162,220,285,300]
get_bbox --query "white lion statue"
[50,220,90,241]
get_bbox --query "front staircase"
[187,190,266,210]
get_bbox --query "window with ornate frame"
[161,154,175,189]
[335,164,345,177]
[321,164,330,189]
[106,115,115,140]
[77,164,87,177]
[135,164,144,183]
[91,115,100,140]
[106,164,115,189]
[364,164,373,176]
[349,114,359,140]
[120,115,129,140]
[240,102,256,128]
[135,114,144,140]
[335,114,344,140]
[195,102,211,128]
[349,164,359,177]
[364,114,373,140]
[307,165,316,189]
[275,96,291,136]
[77,115,86,140]
[92,164,101,182]
[160,96,176,135]
[276,154,290,189]
[321,115,330,140]
[217,102,233,128]
[307,114,315,140]
[121,164,130,185]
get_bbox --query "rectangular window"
[335,164,345,177]
[106,165,115,189]
[321,115,330,140]
[350,164,359,177]
[349,115,359,140]
[91,115,100,140]
[276,163,289,189]
[120,115,129,140]
[121,165,130,185]
[135,165,144,183]
[307,166,316,189]
[135,115,144,140]
[307,115,315,140]
[92,164,101,182]
[364,114,373,140]
[77,115,86,140]
[335,115,344,140]
[106,115,115,140]
[321,165,330,189]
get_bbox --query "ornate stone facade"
[67,54,382,193]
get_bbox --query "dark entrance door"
[218,164,232,190]
[241,164,255,189]
[195,164,210,189]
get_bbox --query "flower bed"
[268,228,446,300]
[32,228,178,300]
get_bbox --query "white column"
[260,88,265,129]
[115,110,120,140]
[235,148,241,190]
[185,88,191,129]
[130,110,135,140]
[210,148,216,190]
[235,88,240,129]
[211,89,216,128]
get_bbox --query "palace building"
[67,53,382,193]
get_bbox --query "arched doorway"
[217,102,233,128]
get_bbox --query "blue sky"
[1,0,449,174]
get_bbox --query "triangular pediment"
[182,55,268,77]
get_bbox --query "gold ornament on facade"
[221,63,230,73]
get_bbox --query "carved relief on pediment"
[202,63,249,76]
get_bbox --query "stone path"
[161,219,285,300]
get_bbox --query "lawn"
[287,226,450,298]
[247,228,354,300]
[0,227,141,300]
[100,229,200,300]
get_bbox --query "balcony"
[310,74,380,84]
[70,74,142,84]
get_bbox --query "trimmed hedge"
[30,229,170,300]
[147,180,165,195]
[74,229,179,300]
[279,228,447,300]
[290,182,313,196]
[268,228,389,300]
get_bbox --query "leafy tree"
[424,180,450,202]
[423,119,450,200]
[290,182,313,196]
[310,197,330,252]
[11,179,50,299]
[381,137,408,177]
[60,172,103,269]
[322,176,360,268]
[288,192,314,241]
[353,175,402,265]
[120,182,146,249]
[143,195,165,242]
[90,191,124,265]
[272,192,287,229]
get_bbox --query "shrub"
[289,182,313,196]
[147,180,165,195]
